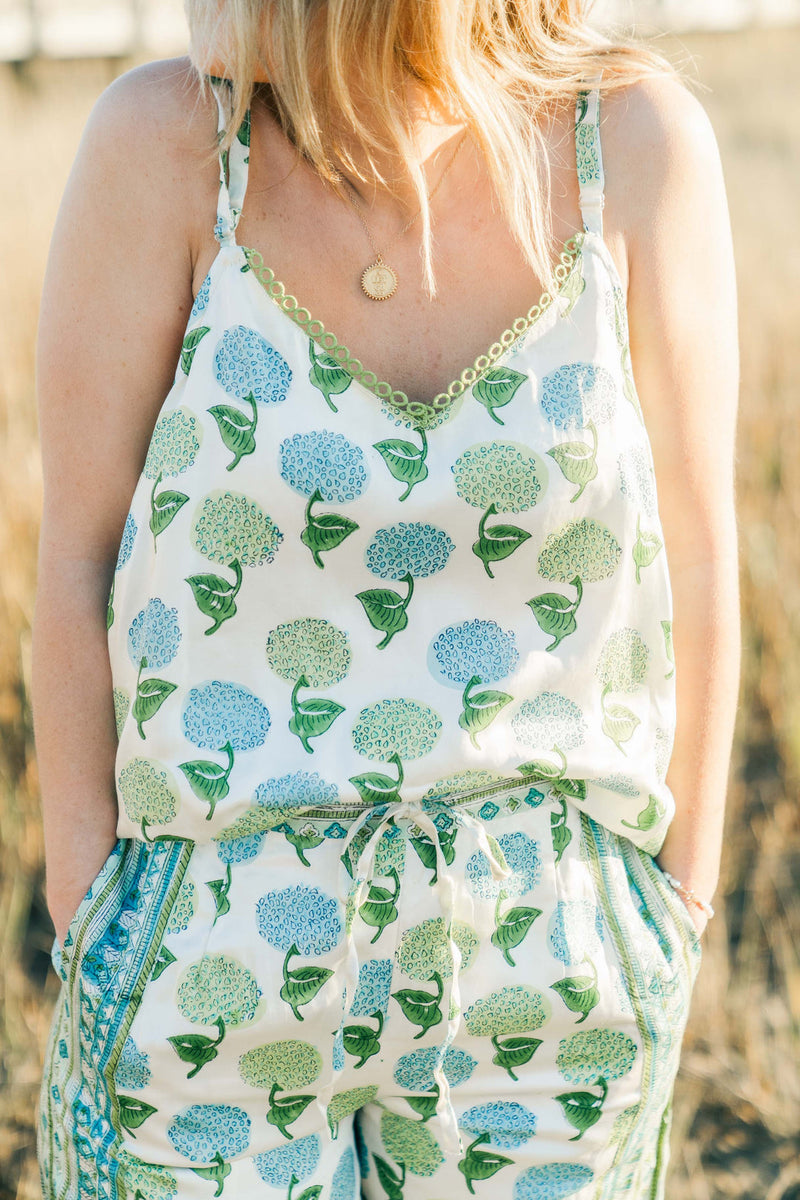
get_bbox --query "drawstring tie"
[324,798,511,1155]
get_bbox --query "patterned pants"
[37,782,702,1200]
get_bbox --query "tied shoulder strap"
[575,74,606,237]
[208,76,252,245]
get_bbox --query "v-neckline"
[236,231,586,431]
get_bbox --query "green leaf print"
[491,904,542,967]
[284,827,325,867]
[236,109,251,146]
[349,771,403,807]
[459,676,513,749]
[167,1017,226,1079]
[373,1155,406,1200]
[288,674,345,753]
[180,326,211,375]
[575,92,589,128]
[409,828,456,885]
[661,619,674,679]
[266,1084,315,1139]
[516,756,566,782]
[621,794,664,832]
[342,1011,384,1068]
[546,422,598,502]
[458,1133,513,1195]
[308,340,353,412]
[473,503,532,578]
[152,944,177,981]
[554,1077,608,1140]
[191,1152,231,1197]
[392,972,444,1039]
[117,1095,157,1136]
[280,945,334,1021]
[208,394,258,471]
[632,514,663,583]
[621,345,644,422]
[491,1034,544,1081]
[550,971,600,1024]
[373,428,429,500]
[294,1188,323,1200]
[526,574,583,651]
[600,702,640,755]
[185,559,243,635]
[359,868,400,943]
[405,1086,439,1122]
[551,795,572,863]
[150,483,189,545]
[206,863,233,922]
[132,672,177,739]
[178,742,234,819]
[356,574,414,649]
[552,777,587,802]
[560,258,586,317]
[106,575,115,630]
[473,367,527,425]
[301,490,360,568]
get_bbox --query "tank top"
[106,78,678,858]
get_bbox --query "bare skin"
[32,55,739,946]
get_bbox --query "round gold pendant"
[361,260,398,301]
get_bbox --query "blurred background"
[1,2,799,1198]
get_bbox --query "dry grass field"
[0,26,799,1200]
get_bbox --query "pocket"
[638,849,703,956]
[51,838,128,981]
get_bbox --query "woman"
[32,2,740,1197]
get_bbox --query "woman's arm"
[604,75,741,935]
[32,57,216,946]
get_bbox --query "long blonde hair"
[185,0,684,295]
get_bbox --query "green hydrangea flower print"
[106,512,137,629]
[188,489,282,634]
[429,619,519,748]
[254,1134,321,1189]
[350,698,442,805]
[115,1037,151,1091]
[238,1039,323,1139]
[279,430,368,567]
[116,1151,177,1200]
[452,441,546,578]
[166,875,196,934]
[359,522,454,648]
[553,1030,637,1141]
[210,325,292,468]
[460,1101,538,1148]
[142,407,202,545]
[513,1162,594,1200]
[167,1102,250,1191]
[379,1110,444,1177]
[126,598,182,738]
[511,691,588,781]
[257,884,342,1020]
[396,917,478,981]
[595,628,649,755]
[112,687,129,738]
[179,680,270,819]
[327,1086,379,1138]
[265,618,351,752]
[463,985,550,1080]
[171,954,262,1078]
[528,517,622,650]
[117,756,178,839]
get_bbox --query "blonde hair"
[185,0,685,296]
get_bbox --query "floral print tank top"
[106,79,678,858]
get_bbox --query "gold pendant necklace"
[334,131,468,301]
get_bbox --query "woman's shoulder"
[86,55,213,145]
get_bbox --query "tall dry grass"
[0,30,798,1200]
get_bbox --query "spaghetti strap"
[575,74,605,237]
[208,76,252,245]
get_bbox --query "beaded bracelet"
[661,870,715,919]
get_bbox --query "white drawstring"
[326,798,511,1155]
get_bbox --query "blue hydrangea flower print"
[279,430,369,502]
[349,959,392,1017]
[460,1101,538,1148]
[115,1037,151,1091]
[190,271,211,319]
[429,619,519,687]
[365,523,454,580]
[127,598,182,670]
[182,681,270,751]
[167,1104,251,1161]
[254,1134,321,1188]
[331,1146,358,1200]
[466,832,542,900]
[393,1046,477,1092]
[332,1026,345,1072]
[254,771,340,811]
[547,900,605,965]
[513,1162,595,1200]
[512,692,588,773]
[115,512,137,571]
[540,362,617,430]
[215,830,265,865]
[256,885,342,955]
[214,325,292,405]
